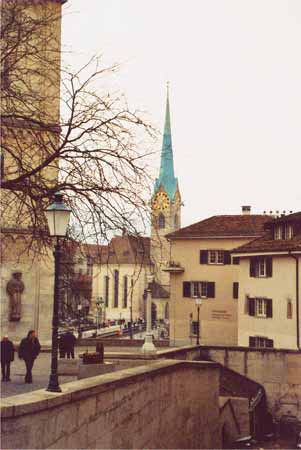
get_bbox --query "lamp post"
[45,192,71,392]
[141,274,156,354]
[96,297,103,331]
[193,295,202,345]
[77,304,82,338]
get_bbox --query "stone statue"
[6,272,24,322]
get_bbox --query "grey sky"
[62,0,301,228]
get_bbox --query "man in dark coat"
[1,336,15,381]
[18,330,41,383]
[64,330,76,359]
[59,333,66,359]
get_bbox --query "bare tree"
[1,0,155,258]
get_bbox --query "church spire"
[154,83,178,200]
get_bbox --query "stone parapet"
[1,359,220,449]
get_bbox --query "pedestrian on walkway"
[59,333,66,358]
[18,330,41,383]
[1,336,15,382]
[64,330,76,359]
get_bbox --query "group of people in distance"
[1,330,41,383]
[59,329,76,359]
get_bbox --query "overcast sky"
[62,0,301,228]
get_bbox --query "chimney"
[242,205,251,215]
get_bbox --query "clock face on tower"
[152,191,170,211]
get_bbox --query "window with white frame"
[191,281,200,297]
[250,256,273,278]
[258,258,266,277]
[255,298,267,317]
[191,281,208,298]
[248,297,273,318]
[200,282,208,298]
[185,281,215,299]
[249,336,273,348]
[209,250,224,264]
[274,225,282,240]
[274,224,293,240]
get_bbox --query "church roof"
[154,86,178,200]
[84,235,152,265]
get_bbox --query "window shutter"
[266,257,273,277]
[266,299,273,318]
[183,282,191,298]
[250,258,256,277]
[207,282,215,298]
[267,339,274,348]
[248,297,255,316]
[200,250,208,264]
[224,251,231,265]
[233,282,239,299]
[233,257,240,265]
[249,336,256,347]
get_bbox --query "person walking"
[64,330,76,359]
[1,336,15,382]
[18,330,41,383]
[59,333,66,359]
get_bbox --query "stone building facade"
[1,0,67,344]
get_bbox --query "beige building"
[232,211,301,350]
[1,0,66,344]
[90,235,152,322]
[166,208,270,346]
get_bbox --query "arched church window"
[158,213,165,229]
[165,302,169,320]
[174,214,178,229]
[287,300,292,319]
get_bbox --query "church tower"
[150,85,181,318]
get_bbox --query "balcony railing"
[163,261,185,273]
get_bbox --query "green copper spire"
[154,83,178,200]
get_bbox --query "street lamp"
[45,192,71,392]
[96,297,104,330]
[193,295,202,345]
[141,274,156,354]
[77,304,82,338]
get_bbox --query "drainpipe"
[289,252,300,350]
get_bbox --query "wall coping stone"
[201,345,301,354]
[1,359,219,419]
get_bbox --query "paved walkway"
[0,344,168,398]
[1,352,77,398]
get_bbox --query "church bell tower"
[151,84,182,294]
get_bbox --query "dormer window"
[274,224,293,240]
[285,224,293,240]
[274,225,282,240]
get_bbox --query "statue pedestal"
[141,333,157,354]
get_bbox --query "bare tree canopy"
[1,0,155,254]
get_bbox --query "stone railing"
[1,359,221,450]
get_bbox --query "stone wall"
[1,240,54,345]
[202,346,301,422]
[1,360,221,449]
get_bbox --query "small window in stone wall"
[287,300,293,319]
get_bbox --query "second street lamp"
[194,295,202,345]
[141,274,156,354]
[45,192,71,393]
